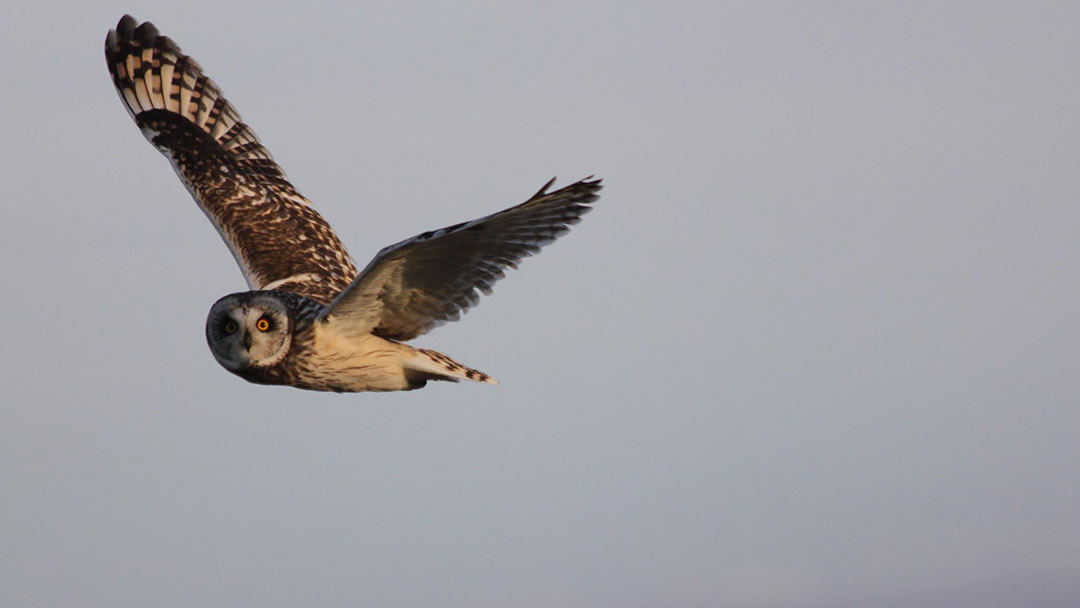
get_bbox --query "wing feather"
[105,15,357,304]
[322,177,603,340]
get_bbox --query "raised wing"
[105,15,357,304]
[322,177,602,340]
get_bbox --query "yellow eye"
[224,320,239,334]
[256,317,271,332]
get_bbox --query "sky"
[2,1,1078,606]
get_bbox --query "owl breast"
[241,321,419,392]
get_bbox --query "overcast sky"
[2,2,1078,606]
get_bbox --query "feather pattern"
[107,15,605,392]
[322,177,603,340]
[105,15,358,305]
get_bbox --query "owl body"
[207,291,492,392]
[106,16,601,393]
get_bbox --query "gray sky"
[2,1,1078,606]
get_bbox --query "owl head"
[206,292,293,372]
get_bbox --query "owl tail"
[403,348,498,386]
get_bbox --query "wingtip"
[530,175,603,200]
[532,176,558,199]
[579,175,603,188]
[577,176,604,201]
[105,15,135,55]
[116,14,138,40]
[109,16,178,55]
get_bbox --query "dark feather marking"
[106,16,358,305]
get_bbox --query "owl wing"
[105,15,357,305]
[321,177,602,340]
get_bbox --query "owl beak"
[242,331,252,350]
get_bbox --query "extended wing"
[322,177,602,340]
[105,15,357,305]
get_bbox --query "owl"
[105,15,602,392]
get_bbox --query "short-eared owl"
[105,15,602,392]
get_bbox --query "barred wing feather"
[105,15,358,305]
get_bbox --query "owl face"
[206,292,293,372]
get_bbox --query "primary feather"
[322,177,602,340]
[105,15,358,304]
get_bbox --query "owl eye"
[224,320,239,334]
[256,317,272,332]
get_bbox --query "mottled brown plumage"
[106,15,603,392]
[106,15,357,305]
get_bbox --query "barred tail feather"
[404,348,498,385]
